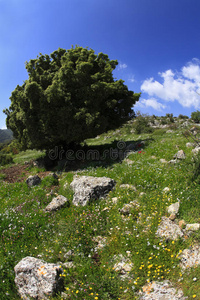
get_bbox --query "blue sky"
[1,0,200,129]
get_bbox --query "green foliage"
[134,113,153,134]
[4,46,140,151]
[0,152,13,166]
[178,114,189,119]
[191,110,200,123]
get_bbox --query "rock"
[185,223,200,231]
[179,220,186,229]
[163,187,170,193]
[168,159,177,164]
[63,250,74,261]
[174,150,186,160]
[166,130,174,133]
[26,175,41,187]
[169,213,176,221]
[138,280,187,299]
[179,244,200,270]
[156,217,184,241]
[14,256,63,300]
[112,197,118,204]
[92,236,107,252]
[167,201,180,215]
[124,158,135,165]
[45,195,69,212]
[186,142,195,148]
[120,184,137,191]
[151,156,157,159]
[119,201,140,216]
[113,254,133,279]
[70,175,116,206]
[139,192,146,197]
[192,147,200,155]
[160,159,168,163]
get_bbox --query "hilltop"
[0,114,200,299]
[0,128,13,144]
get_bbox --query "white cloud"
[128,76,135,83]
[141,60,200,109]
[118,63,127,70]
[136,98,166,111]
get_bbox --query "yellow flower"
[76,290,79,294]
[192,295,196,298]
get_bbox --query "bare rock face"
[14,256,63,299]
[70,175,116,206]
[45,195,69,212]
[138,280,187,299]
[26,175,41,187]
[156,217,184,241]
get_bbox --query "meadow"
[0,116,200,299]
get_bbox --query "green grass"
[0,120,200,299]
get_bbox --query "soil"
[0,163,51,183]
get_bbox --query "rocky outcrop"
[45,195,69,212]
[156,217,184,241]
[26,175,41,187]
[70,175,116,206]
[138,280,187,299]
[179,244,200,270]
[14,256,63,299]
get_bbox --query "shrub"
[0,152,13,166]
[191,110,200,123]
[134,113,153,134]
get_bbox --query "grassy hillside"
[0,116,200,299]
[0,129,13,144]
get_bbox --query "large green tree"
[4,46,140,151]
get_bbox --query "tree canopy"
[4,46,140,151]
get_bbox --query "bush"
[191,110,200,123]
[178,114,189,119]
[0,152,13,166]
[134,113,153,134]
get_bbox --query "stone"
[156,216,184,241]
[14,256,63,300]
[163,187,170,193]
[26,175,41,187]
[186,142,195,148]
[45,195,69,212]
[92,236,107,252]
[179,220,186,229]
[169,213,176,221]
[185,223,200,231]
[112,197,118,204]
[119,201,140,216]
[167,201,180,215]
[174,150,186,160]
[139,192,146,197]
[179,245,200,270]
[138,280,187,299]
[119,184,137,191]
[166,130,174,133]
[124,159,135,165]
[70,175,116,206]
[113,254,133,279]
[192,147,200,155]
[160,159,168,163]
[168,159,177,164]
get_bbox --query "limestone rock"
[14,256,63,300]
[167,202,180,215]
[119,201,140,216]
[70,175,116,206]
[192,147,200,155]
[120,184,137,191]
[179,220,186,229]
[138,280,187,299]
[174,150,186,160]
[185,223,200,231]
[163,187,170,193]
[26,175,41,187]
[186,142,195,148]
[156,217,184,241]
[113,254,133,279]
[45,195,69,212]
[179,244,200,270]
[160,159,168,163]
[169,213,176,221]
